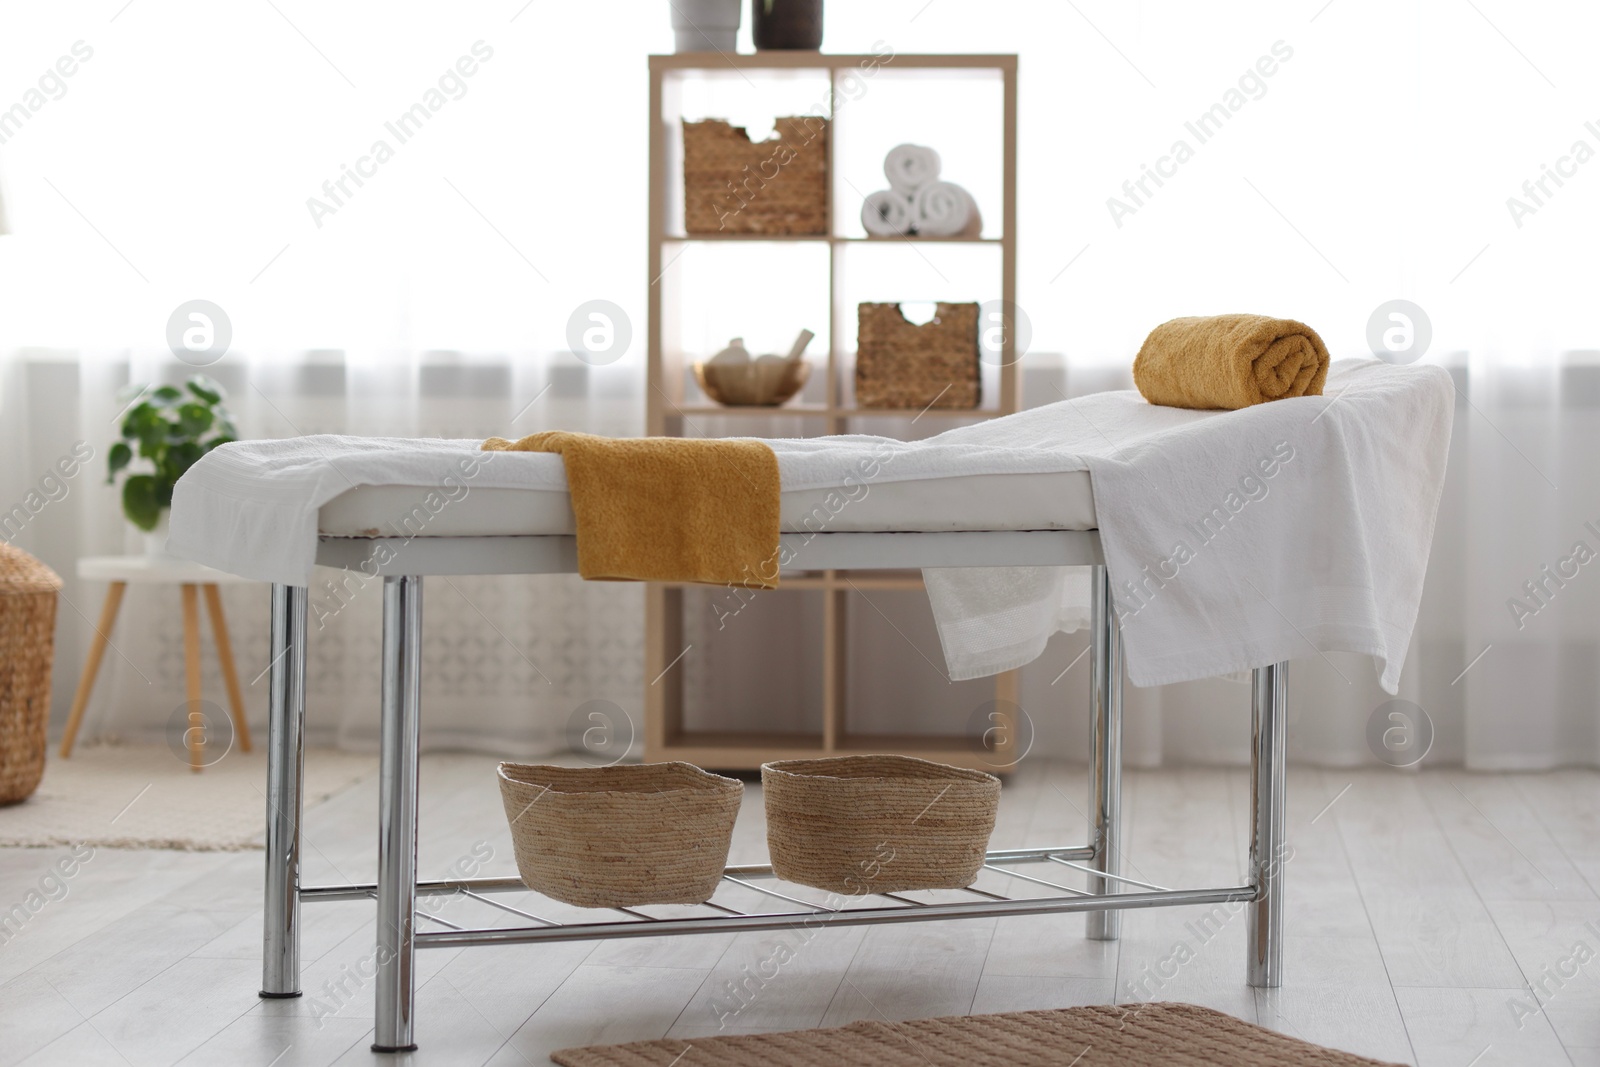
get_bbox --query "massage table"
[255,469,1289,1052]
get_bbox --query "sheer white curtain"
[1,0,1596,767]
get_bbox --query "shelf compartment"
[678,585,826,738]
[653,240,831,419]
[841,587,1015,744]
[831,67,1007,242]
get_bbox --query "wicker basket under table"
[498,761,743,908]
[763,754,1000,895]
[0,544,62,805]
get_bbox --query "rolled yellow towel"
[482,431,781,588]
[1132,314,1330,410]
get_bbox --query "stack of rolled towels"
[860,144,982,238]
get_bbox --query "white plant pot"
[142,510,173,559]
[671,0,741,51]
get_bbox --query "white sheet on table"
[167,360,1452,694]
[920,360,1453,693]
[167,427,1096,587]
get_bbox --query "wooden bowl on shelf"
[693,359,811,408]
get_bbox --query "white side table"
[63,555,258,772]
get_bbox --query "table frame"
[259,530,1288,1052]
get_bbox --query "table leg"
[180,583,207,772]
[1247,662,1288,988]
[1086,564,1124,941]
[374,575,423,1052]
[60,580,127,758]
[262,584,308,999]
[203,583,253,752]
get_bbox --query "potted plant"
[107,375,236,555]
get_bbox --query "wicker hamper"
[682,117,828,235]
[498,761,743,908]
[762,755,1000,895]
[855,302,981,410]
[0,544,62,805]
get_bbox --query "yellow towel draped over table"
[1133,313,1330,411]
[481,431,782,589]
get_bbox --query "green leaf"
[150,385,183,405]
[164,440,203,480]
[106,442,132,483]
[175,402,214,437]
[122,475,163,531]
[186,377,223,405]
[121,402,157,439]
[137,423,167,458]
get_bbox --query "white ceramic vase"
[670,0,741,51]
[142,510,173,559]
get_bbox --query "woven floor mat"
[551,1001,1404,1067]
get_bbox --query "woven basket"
[762,755,1000,895]
[855,302,981,410]
[0,544,62,806]
[683,117,828,235]
[499,761,743,908]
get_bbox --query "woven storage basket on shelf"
[682,117,829,235]
[762,755,1000,895]
[855,302,981,410]
[0,543,62,805]
[498,761,743,908]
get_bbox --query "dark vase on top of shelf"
[752,0,823,50]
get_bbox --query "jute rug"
[551,1003,1404,1066]
[0,743,376,850]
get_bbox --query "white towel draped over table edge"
[167,360,1453,695]
[924,360,1454,693]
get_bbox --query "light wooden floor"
[3,757,1598,1066]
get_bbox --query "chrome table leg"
[1247,662,1288,987]
[373,576,424,1052]
[261,584,308,998]
[1086,565,1124,941]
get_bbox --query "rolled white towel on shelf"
[911,181,981,238]
[860,189,914,237]
[883,143,941,197]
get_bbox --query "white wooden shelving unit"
[645,51,1020,771]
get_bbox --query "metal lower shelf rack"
[300,844,1258,951]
